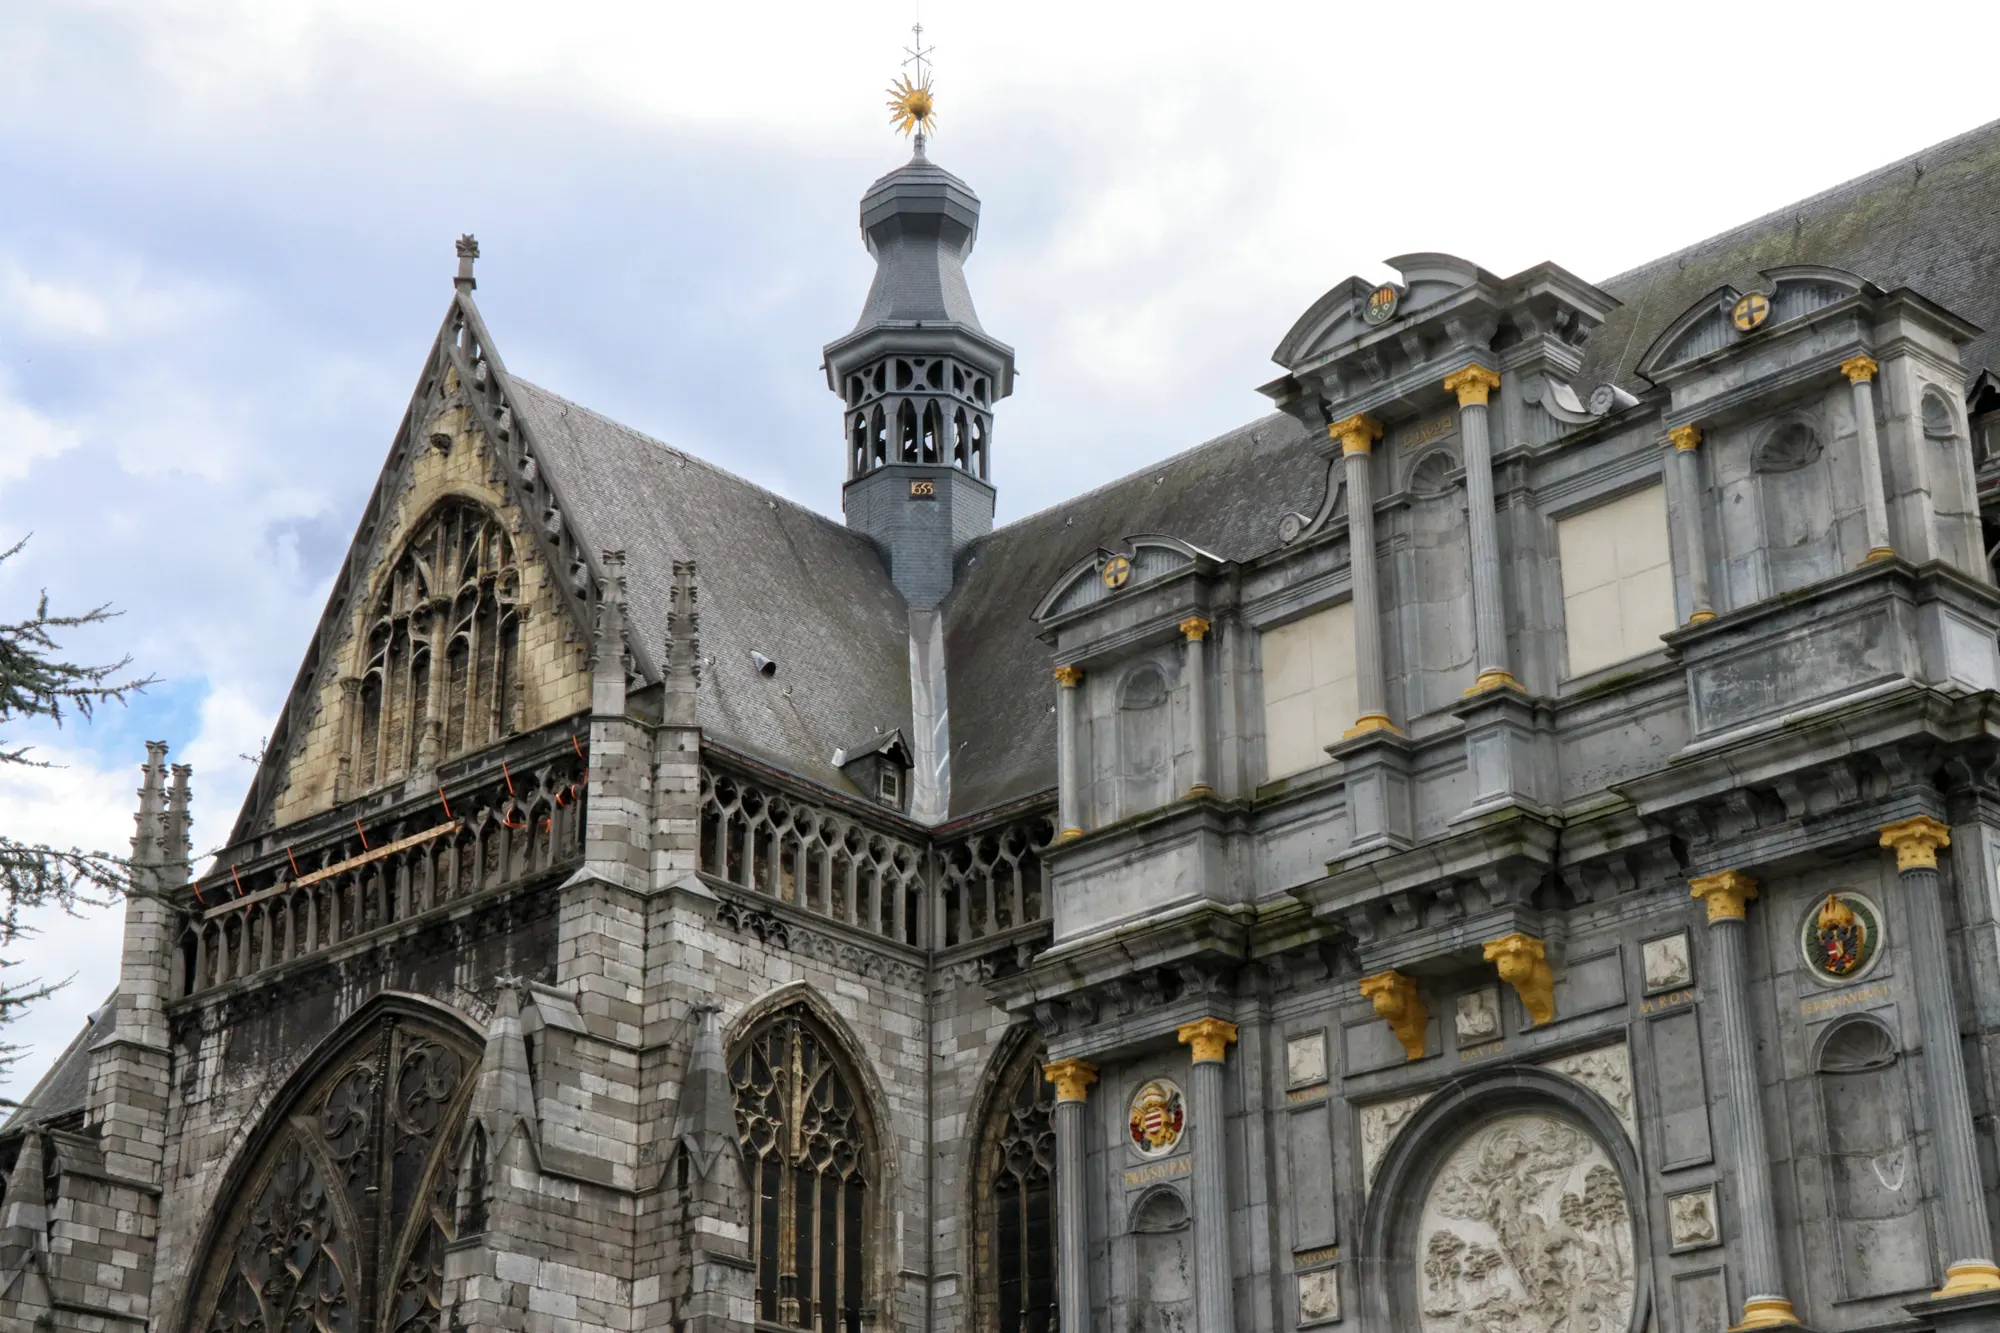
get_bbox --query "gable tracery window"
[972,1036,1058,1333]
[731,1004,873,1333]
[184,1007,477,1333]
[355,500,524,790]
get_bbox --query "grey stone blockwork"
[19,123,2000,1333]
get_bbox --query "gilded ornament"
[1936,1261,2000,1298]
[886,72,937,138]
[1689,869,1757,922]
[1879,814,1949,870]
[1734,1297,1801,1328]
[1483,932,1555,1026]
[1442,364,1501,407]
[1100,553,1132,589]
[1177,1016,1238,1064]
[1327,412,1384,456]
[1042,1057,1097,1103]
[1127,1079,1186,1156]
[1800,892,1881,982]
[1731,292,1771,331]
[1179,615,1210,641]
[1359,970,1427,1061]
[1052,664,1084,687]
[1343,711,1400,739]
[1839,354,1879,384]
[1363,283,1400,325]
[1668,424,1703,452]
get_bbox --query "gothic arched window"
[183,1004,478,1333]
[731,1004,873,1333]
[972,1035,1058,1333]
[355,499,524,791]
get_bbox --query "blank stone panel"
[1672,1267,1728,1333]
[1261,602,1357,780]
[1286,1101,1337,1250]
[1649,1007,1713,1170]
[1557,483,1676,677]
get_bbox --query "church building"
[8,86,2000,1333]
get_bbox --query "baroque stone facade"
[12,118,2000,1333]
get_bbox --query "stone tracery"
[731,1004,874,1333]
[184,1008,478,1333]
[354,499,525,791]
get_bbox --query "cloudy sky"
[0,0,1994,1097]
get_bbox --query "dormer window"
[835,729,914,813]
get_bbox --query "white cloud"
[2,0,1998,1106]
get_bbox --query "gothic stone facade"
[10,120,2000,1333]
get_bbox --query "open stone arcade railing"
[180,739,1056,1001]
[179,730,588,998]
[698,756,1056,955]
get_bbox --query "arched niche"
[724,984,899,1333]
[1812,1015,1931,1298]
[1127,1185,1193,1333]
[1115,660,1174,820]
[1360,1066,1651,1333]
[1754,416,1838,593]
[175,993,483,1333]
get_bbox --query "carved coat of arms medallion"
[1128,1079,1186,1157]
[1801,892,1882,982]
[1416,1113,1635,1333]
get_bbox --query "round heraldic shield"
[1364,283,1400,326]
[1801,891,1882,982]
[1128,1079,1186,1157]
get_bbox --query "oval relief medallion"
[1416,1113,1634,1333]
[1128,1079,1186,1158]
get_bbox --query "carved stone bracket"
[1483,932,1555,1026]
[1359,970,1427,1061]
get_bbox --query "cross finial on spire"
[886,17,937,147]
[455,234,479,292]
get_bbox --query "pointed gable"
[236,292,608,838]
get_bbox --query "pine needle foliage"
[0,536,153,1090]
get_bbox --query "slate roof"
[513,381,914,794]
[942,413,1321,817]
[1584,117,2000,392]
[1,999,107,1135]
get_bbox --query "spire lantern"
[825,26,1015,608]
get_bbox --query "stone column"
[1181,617,1212,797]
[1329,413,1394,736]
[1443,366,1516,691]
[1054,666,1085,839]
[1178,1017,1239,1333]
[1878,817,2000,1298]
[1688,870,1798,1329]
[1841,355,1895,562]
[1668,425,1717,623]
[1043,1058,1097,1333]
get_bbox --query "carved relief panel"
[1415,1114,1634,1333]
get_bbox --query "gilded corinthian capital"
[1443,364,1501,407]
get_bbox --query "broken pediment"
[1637,266,1874,381]
[1033,535,1217,624]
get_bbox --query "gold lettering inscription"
[1123,1156,1194,1189]
[1287,1083,1331,1104]
[1639,988,1695,1015]
[1401,414,1456,451]
[1295,1244,1341,1269]
[1458,1040,1504,1063]
[1799,982,1891,1018]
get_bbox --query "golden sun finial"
[886,72,936,138]
[888,20,937,139]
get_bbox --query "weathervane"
[886,19,937,143]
